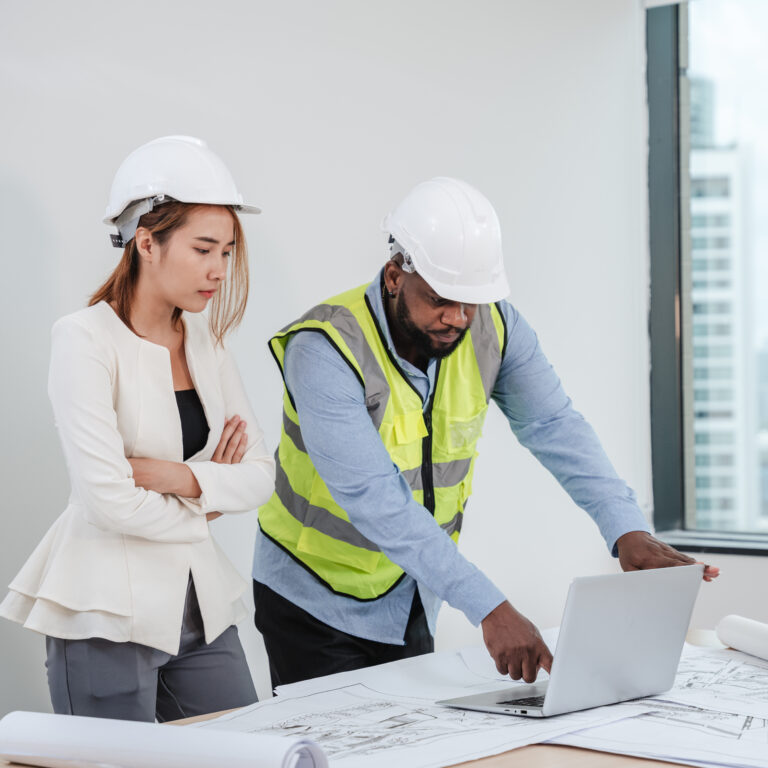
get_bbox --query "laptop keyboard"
[498,695,546,707]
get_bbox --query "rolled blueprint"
[0,710,327,768]
[715,614,768,662]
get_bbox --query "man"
[253,177,718,689]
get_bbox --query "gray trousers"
[45,579,257,722]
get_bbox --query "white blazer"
[0,302,275,655]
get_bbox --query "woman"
[0,136,275,722]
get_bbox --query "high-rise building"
[687,78,754,531]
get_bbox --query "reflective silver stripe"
[400,467,421,489]
[287,302,391,431]
[400,457,472,491]
[283,411,306,453]
[274,459,381,552]
[441,511,463,536]
[469,304,503,401]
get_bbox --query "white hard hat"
[104,135,260,247]
[381,177,509,304]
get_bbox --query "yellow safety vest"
[259,283,506,600]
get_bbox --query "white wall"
[1,0,763,717]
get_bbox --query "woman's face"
[143,205,235,313]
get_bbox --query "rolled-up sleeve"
[284,333,506,626]
[49,317,209,544]
[492,302,651,554]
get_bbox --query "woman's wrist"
[169,461,202,498]
[129,457,202,498]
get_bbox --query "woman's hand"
[128,417,248,519]
[205,417,248,523]
[212,415,248,464]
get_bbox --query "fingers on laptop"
[617,532,721,582]
[699,562,720,582]
[502,638,552,684]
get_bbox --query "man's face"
[395,273,478,360]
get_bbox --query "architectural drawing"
[550,699,768,768]
[192,683,647,768]
[644,700,768,743]
[257,697,520,758]
[655,649,768,719]
[676,653,768,701]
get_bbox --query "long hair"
[89,201,249,345]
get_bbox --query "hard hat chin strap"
[111,195,169,248]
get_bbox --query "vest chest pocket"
[378,410,428,471]
[393,410,428,444]
[447,406,488,451]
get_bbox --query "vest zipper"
[363,293,443,517]
[421,361,441,515]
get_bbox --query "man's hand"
[481,601,553,683]
[616,531,719,582]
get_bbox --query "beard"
[395,297,468,361]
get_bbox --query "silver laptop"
[437,564,703,717]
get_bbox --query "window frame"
[647,4,768,556]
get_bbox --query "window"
[690,177,730,198]
[693,431,733,446]
[691,236,730,249]
[693,367,733,381]
[647,2,768,552]
[692,258,730,271]
[692,214,731,228]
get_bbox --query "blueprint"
[654,648,768,719]
[549,699,768,768]
[190,683,645,768]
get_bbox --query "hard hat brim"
[103,199,261,226]
[417,270,511,305]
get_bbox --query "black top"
[175,389,210,461]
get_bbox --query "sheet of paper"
[0,710,326,768]
[548,699,768,768]
[651,647,768,719]
[274,648,519,701]
[274,640,559,703]
[190,682,646,768]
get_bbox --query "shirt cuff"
[592,500,652,556]
[446,566,507,626]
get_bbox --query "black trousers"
[253,580,434,690]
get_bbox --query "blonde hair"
[90,201,249,345]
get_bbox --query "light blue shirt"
[252,272,650,645]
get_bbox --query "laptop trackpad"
[496,680,549,705]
